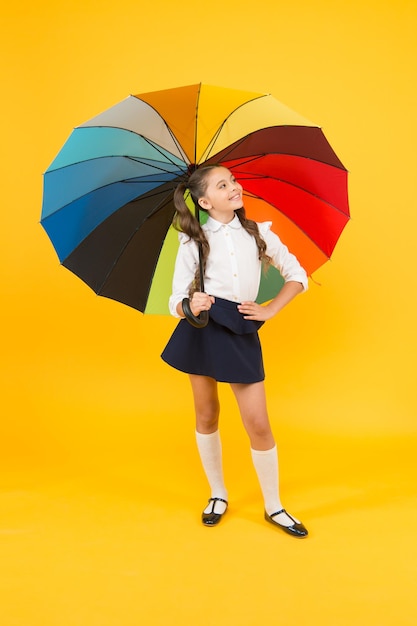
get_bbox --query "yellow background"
[1,1,416,625]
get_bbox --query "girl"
[161,165,308,538]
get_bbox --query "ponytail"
[172,180,210,297]
[235,207,272,269]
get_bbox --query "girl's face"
[198,167,243,223]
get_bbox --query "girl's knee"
[196,409,219,432]
[244,414,272,440]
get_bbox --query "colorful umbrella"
[41,84,349,314]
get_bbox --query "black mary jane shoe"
[264,509,308,538]
[202,497,228,526]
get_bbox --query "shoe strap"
[270,508,297,524]
[208,497,228,512]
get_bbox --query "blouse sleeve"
[259,222,308,292]
[168,232,199,317]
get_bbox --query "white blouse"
[169,215,308,317]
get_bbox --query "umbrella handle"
[182,298,209,328]
[182,241,209,328]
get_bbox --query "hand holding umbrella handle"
[182,298,209,328]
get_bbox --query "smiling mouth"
[230,194,241,201]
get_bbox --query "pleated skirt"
[161,297,265,384]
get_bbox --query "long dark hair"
[173,164,271,296]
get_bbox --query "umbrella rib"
[194,84,202,166]
[94,189,175,297]
[208,142,349,217]
[94,113,190,165]
[132,133,191,172]
[47,158,183,178]
[124,156,187,175]
[46,134,188,175]
[234,163,349,219]
[198,94,269,164]
[136,135,188,172]
[242,190,335,260]
[42,164,182,222]
[132,95,191,165]
[208,129,347,170]
[164,125,190,164]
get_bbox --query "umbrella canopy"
[41,84,349,314]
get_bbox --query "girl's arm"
[237,280,303,322]
[169,235,199,317]
[238,223,307,321]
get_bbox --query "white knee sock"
[196,430,228,514]
[251,445,300,526]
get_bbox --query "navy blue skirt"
[161,297,265,383]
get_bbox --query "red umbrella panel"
[207,125,349,277]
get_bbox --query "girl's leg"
[189,375,228,516]
[189,374,220,434]
[230,381,303,528]
[229,380,274,450]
